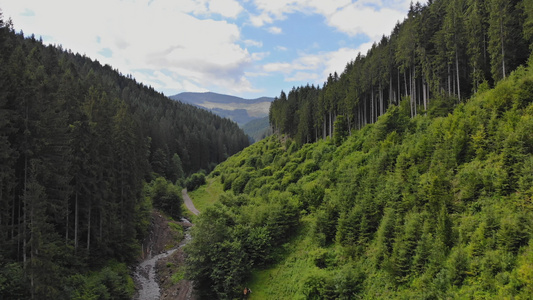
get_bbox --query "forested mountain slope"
[185,1,533,298]
[242,116,272,143]
[185,58,533,298]
[0,11,248,299]
[270,0,533,145]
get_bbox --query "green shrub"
[232,172,250,194]
[185,172,206,191]
[171,269,185,284]
[147,177,182,219]
[69,261,135,300]
[302,271,336,300]
[0,262,28,299]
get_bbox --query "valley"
[1,0,533,299]
[171,92,274,142]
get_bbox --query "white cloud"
[312,42,375,79]
[296,54,322,70]
[182,80,211,93]
[249,12,273,27]
[252,0,302,19]
[153,70,179,89]
[268,26,282,34]
[321,47,360,77]
[326,4,406,39]
[286,71,320,82]
[1,0,413,98]
[207,0,244,18]
[305,0,351,16]
[264,62,294,73]
[262,51,322,83]
[251,52,270,61]
[210,75,262,94]
[245,71,270,77]
[149,0,243,18]
[1,0,253,95]
[247,0,411,89]
[250,0,408,40]
[262,41,373,86]
[244,39,263,47]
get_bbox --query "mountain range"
[170,92,274,126]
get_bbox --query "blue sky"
[1,0,412,98]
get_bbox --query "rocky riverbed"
[133,211,195,300]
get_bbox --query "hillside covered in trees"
[270,0,533,145]
[184,0,533,298]
[0,10,249,299]
[185,56,533,298]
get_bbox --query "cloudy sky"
[1,0,412,98]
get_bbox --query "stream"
[133,218,192,300]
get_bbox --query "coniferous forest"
[0,9,249,299]
[187,60,533,298]
[2,0,533,299]
[184,0,533,299]
[270,0,533,145]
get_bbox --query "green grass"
[247,217,319,300]
[168,221,184,235]
[188,176,224,214]
[166,221,184,250]
[180,203,196,221]
[171,269,185,284]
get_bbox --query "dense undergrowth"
[185,58,533,299]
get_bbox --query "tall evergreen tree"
[466,0,490,91]
[488,0,509,80]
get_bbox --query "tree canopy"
[186,57,533,298]
[0,10,248,299]
[270,0,532,146]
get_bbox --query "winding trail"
[182,189,200,216]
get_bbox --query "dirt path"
[182,189,200,216]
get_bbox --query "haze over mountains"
[170,92,274,126]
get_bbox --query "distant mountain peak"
[172,92,274,105]
[170,92,274,126]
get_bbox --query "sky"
[1,0,412,99]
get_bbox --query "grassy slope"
[247,216,330,300]
[188,59,533,299]
[188,177,224,213]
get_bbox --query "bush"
[302,272,336,300]
[300,181,325,211]
[69,261,135,300]
[147,177,182,219]
[0,262,29,299]
[232,172,250,194]
[185,172,206,191]
[334,264,365,299]
[222,173,237,191]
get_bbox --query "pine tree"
[488,0,513,81]
[523,0,533,50]
[466,0,490,91]
[374,207,396,267]
[443,0,467,101]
